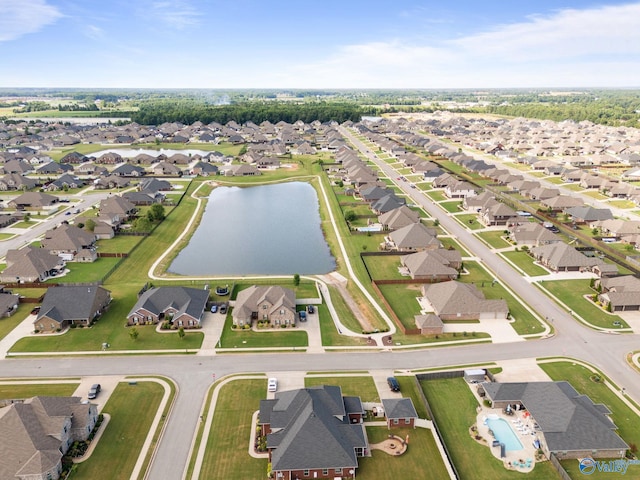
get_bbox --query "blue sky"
[1,0,639,88]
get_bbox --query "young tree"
[149,203,166,222]
[293,273,300,286]
[133,217,152,232]
[178,327,185,340]
[129,327,139,341]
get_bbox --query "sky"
[1,0,639,89]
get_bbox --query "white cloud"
[277,2,640,88]
[0,0,63,42]
[84,25,105,40]
[149,0,201,29]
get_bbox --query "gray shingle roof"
[260,386,367,471]
[482,381,628,453]
[127,286,208,322]
[381,398,418,420]
[36,285,111,325]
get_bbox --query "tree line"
[131,100,363,125]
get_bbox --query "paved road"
[1,136,639,479]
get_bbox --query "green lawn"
[455,214,484,230]
[72,381,164,480]
[439,237,470,256]
[440,201,463,213]
[0,382,79,398]
[96,235,145,253]
[219,314,308,349]
[475,231,512,249]
[362,254,405,280]
[420,377,561,480]
[0,233,15,241]
[539,361,640,479]
[583,190,608,200]
[395,376,429,419]
[318,288,370,346]
[537,279,628,329]
[500,251,549,276]
[50,257,122,284]
[305,376,380,402]
[359,427,450,480]
[376,284,423,330]
[606,199,636,209]
[198,379,267,479]
[426,190,447,202]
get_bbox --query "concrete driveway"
[73,375,123,412]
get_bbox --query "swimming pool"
[486,416,523,451]
[357,225,383,232]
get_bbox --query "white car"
[267,377,278,392]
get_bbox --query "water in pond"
[168,182,336,275]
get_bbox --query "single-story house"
[400,249,461,281]
[530,243,598,272]
[8,192,59,210]
[259,385,368,480]
[596,275,640,312]
[482,381,628,459]
[0,247,65,283]
[385,223,441,252]
[0,292,19,317]
[414,314,444,335]
[421,281,509,321]
[127,286,209,328]
[34,285,112,333]
[378,205,420,230]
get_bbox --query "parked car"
[299,311,307,322]
[210,305,218,313]
[307,305,314,314]
[88,384,101,399]
[219,304,227,314]
[268,377,278,392]
[31,306,41,315]
[387,377,400,392]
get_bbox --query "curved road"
[0,134,638,479]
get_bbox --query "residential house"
[443,180,478,199]
[381,398,418,429]
[413,313,444,335]
[421,281,509,321]
[371,194,406,214]
[8,192,59,210]
[0,173,38,191]
[112,163,146,177]
[34,285,112,332]
[564,206,614,224]
[540,195,584,212]
[152,161,183,176]
[509,223,561,247]
[99,195,136,222]
[41,223,97,262]
[400,249,461,281]
[94,175,131,190]
[480,202,519,227]
[596,275,640,312]
[378,205,420,230]
[126,286,209,328]
[483,381,628,460]
[44,173,84,191]
[592,219,640,238]
[232,285,296,327]
[0,247,64,283]
[37,161,74,175]
[191,161,219,176]
[385,223,441,252]
[139,178,172,193]
[0,396,98,480]
[530,243,598,272]
[259,385,368,480]
[0,291,19,317]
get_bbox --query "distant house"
[259,385,368,480]
[37,161,74,175]
[34,285,112,333]
[421,281,509,321]
[99,195,136,222]
[530,243,598,272]
[385,223,440,252]
[8,192,58,210]
[0,247,65,283]
[232,285,296,327]
[0,396,98,480]
[127,286,209,328]
[371,194,406,214]
[509,223,561,247]
[152,161,183,176]
[564,206,614,224]
[540,195,584,212]
[443,180,478,199]
[0,291,19,317]
[596,275,640,312]
[400,249,461,281]
[378,205,420,230]
[41,223,96,262]
[112,163,146,177]
[0,173,38,191]
[139,178,172,193]
[483,381,628,459]
[381,398,418,429]
[44,173,84,191]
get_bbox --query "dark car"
[219,304,227,315]
[298,310,307,322]
[387,377,400,392]
[307,305,314,314]
[88,384,101,399]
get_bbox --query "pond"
[168,182,336,275]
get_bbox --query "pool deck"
[475,409,540,472]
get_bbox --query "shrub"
[242,324,250,330]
